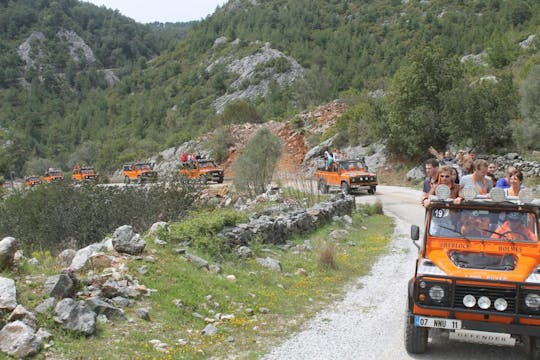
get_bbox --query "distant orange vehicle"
[406,186,540,357]
[24,176,42,187]
[122,162,157,184]
[43,168,64,183]
[315,158,377,195]
[71,165,99,183]
[178,159,224,184]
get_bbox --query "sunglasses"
[440,175,451,178]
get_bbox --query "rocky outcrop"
[17,32,45,70]
[211,42,305,113]
[57,29,97,65]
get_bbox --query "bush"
[0,180,197,254]
[232,128,282,196]
[165,209,249,259]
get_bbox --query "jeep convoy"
[122,162,158,184]
[179,159,224,184]
[406,185,540,358]
[315,159,377,195]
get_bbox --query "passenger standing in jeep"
[459,159,493,196]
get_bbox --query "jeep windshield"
[339,161,365,171]
[429,207,538,242]
[198,161,217,168]
[135,164,152,170]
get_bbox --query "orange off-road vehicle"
[315,158,377,195]
[71,165,99,183]
[24,176,42,187]
[178,159,224,184]
[122,162,158,184]
[43,168,64,183]
[406,186,540,358]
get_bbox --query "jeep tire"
[404,310,428,354]
[124,176,130,184]
[217,177,224,184]
[199,175,207,185]
[341,181,350,195]
[526,336,540,360]
[318,179,328,194]
[368,186,376,195]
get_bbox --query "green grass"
[4,205,393,360]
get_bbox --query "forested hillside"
[0,0,538,178]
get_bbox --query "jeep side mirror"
[411,225,420,249]
[411,225,420,241]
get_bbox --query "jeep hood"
[425,249,538,282]
[343,171,375,177]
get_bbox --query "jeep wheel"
[124,176,130,184]
[404,311,428,354]
[318,179,328,194]
[137,176,142,184]
[217,177,224,184]
[368,186,376,195]
[199,175,207,185]
[526,336,540,360]
[341,182,350,195]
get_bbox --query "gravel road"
[262,185,529,360]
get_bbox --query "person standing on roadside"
[421,158,439,206]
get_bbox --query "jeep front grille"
[453,284,517,313]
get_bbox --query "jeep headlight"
[429,285,445,302]
[525,294,540,310]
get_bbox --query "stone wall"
[217,195,356,247]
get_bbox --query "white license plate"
[449,329,516,347]
[415,316,461,329]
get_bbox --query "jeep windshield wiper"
[438,225,471,242]
[479,228,515,244]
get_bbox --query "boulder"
[53,298,96,336]
[8,305,37,330]
[148,222,169,236]
[85,297,125,320]
[44,272,77,299]
[0,237,17,270]
[0,320,41,358]
[69,243,105,272]
[112,225,146,255]
[35,298,56,315]
[57,249,76,268]
[183,253,209,269]
[0,277,17,312]
[256,257,282,272]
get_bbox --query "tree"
[231,128,282,196]
[385,46,462,157]
[514,65,540,150]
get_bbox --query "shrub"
[318,241,337,269]
[232,128,282,196]
[0,180,197,254]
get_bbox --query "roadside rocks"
[0,321,41,358]
[0,237,17,270]
[53,298,96,336]
[218,195,355,247]
[112,225,146,255]
[0,277,17,312]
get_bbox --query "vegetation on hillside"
[0,0,538,177]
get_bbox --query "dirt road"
[262,185,528,360]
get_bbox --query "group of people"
[323,148,346,170]
[421,156,526,207]
[180,153,205,164]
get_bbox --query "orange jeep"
[71,165,99,183]
[178,159,224,184]
[43,168,64,183]
[122,162,157,184]
[315,158,377,195]
[406,186,540,357]
[24,176,42,187]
